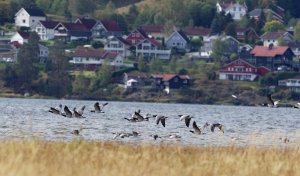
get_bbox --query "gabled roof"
[249,8,283,21]
[116,36,131,45]
[177,31,190,42]
[152,74,190,81]
[183,26,212,36]
[23,8,46,17]
[55,22,90,32]
[125,71,147,78]
[260,32,287,40]
[223,58,256,69]
[75,18,97,30]
[101,20,122,32]
[136,38,161,47]
[135,28,149,38]
[73,47,105,57]
[140,25,164,33]
[17,31,30,39]
[102,51,119,60]
[40,21,59,29]
[250,46,291,57]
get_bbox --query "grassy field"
[0,140,299,176]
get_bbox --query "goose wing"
[267,94,274,106]
[192,121,201,134]
[94,102,101,112]
[78,105,85,115]
[64,106,73,117]
[185,118,191,127]
[161,118,166,127]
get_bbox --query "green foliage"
[90,62,113,90]
[211,36,230,62]
[72,72,90,95]
[225,22,237,38]
[149,59,164,73]
[259,72,299,86]
[137,56,149,72]
[211,11,233,34]
[263,20,285,32]
[294,20,300,42]
[92,41,104,49]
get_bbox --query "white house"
[15,8,46,29]
[10,31,30,44]
[260,32,294,47]
[35,21,59,40]
[278,76,300,92]
[216,1,247,20]
[69,47,127,70]
[165,30,190,52]
[200,35,218,58]
[104,36,132,58]
[135,38,171,60]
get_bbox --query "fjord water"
[0,98,299,147]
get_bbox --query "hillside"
[116,0,156,13]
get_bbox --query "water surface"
[0,98,299,147]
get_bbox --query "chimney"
[268,44,273,50]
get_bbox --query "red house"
[126,28,149,45]
[219,59,271,81]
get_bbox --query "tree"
[149,59,164,73]
[294,20,300,42]
[125,4,139,30]
[90,62,113,91]
[211,36,230,62]
[263,20,285,32]
[225,22,237,38]
[46,41,72,98]
[137,56,148,72]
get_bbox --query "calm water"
[0,98,300,147]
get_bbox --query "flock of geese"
[48,102,225,141]
[47,93,292,144]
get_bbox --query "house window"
[23,19,26,23]
[32,19,35,23]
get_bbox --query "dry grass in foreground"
[0,140,299,176]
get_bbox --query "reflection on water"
[0,98,299,147]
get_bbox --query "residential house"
[35,21,59,40]
[15,8,46,29]
[216,1,247,20]
[260,32,294,47]
[183,26,212,40]
[123,71,147,88]
[249,45,295,71]
[200,35,218,58]
[288,41,300,60]
[165,30,190,53]
[135,38,171,60]
[140,24,164,39]
[104,36,131,58]
[126,28,149,45]
[236,27,259,42]
[278,76,300,92]
[151,74,190,89]
[75,18,123,38]
[249,8,284,23]
[53,22,91,41]
[219,58,271,81]
[69,47,125,70]
[200,35,239,58]
[10,31,30,44]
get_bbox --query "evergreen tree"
[225,22,237,38]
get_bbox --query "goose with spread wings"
[48,104,62,115]
[179,115,193,127]
[266,94,280,108]
[91,102,108,113]
[211,123,224,133]
[190,121,202,135]
[155,115,168,127]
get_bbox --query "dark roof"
[103,51,119,60]
[248,9,263,17]
[177,31,190,42]
[183,26,211,36]
[152,74,190,81]
[24,8,46,17]
[141,25,164,33]
[218,2,232,10]
[116,37,131,45]
[136,38,161,47]
[288,41,300,49]
[60,22,90,32]
[136,28,149,38]
[101,20,122,32]
[76,18,97,30]
[260,32,286,40]
[40,21,59,29]
[18,31,30,39]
